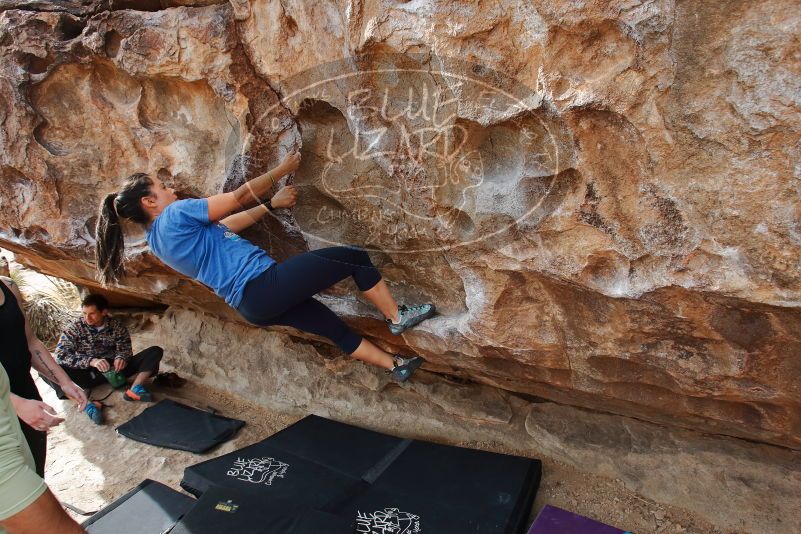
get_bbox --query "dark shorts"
[236,246,382,355]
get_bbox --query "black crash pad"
[116,399,245,453]
[180,415,403,507]
[82,479,195,533]
[181,415,541,533]
[170,485,352,534]
[339,439,540,533]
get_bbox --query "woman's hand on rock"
[271,185,298,209]
[279,150,301,174]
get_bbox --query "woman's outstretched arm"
[220,185,298,233]
[206,151,301,223]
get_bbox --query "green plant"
[12,269,81,348]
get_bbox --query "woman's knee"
[341,332,363,355]
[339,245,372,267]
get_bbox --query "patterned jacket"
[54,317,132,370]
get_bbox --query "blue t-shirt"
[145,198,276,308]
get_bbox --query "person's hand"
[90,358,110,372]
[16,399,64,432]
[270,185,298,209]
[59,381,88,412]
[114,357,127,373]
[279,150,301,174]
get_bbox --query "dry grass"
[12,268,81,347]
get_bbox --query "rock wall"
[1,1,800,448]
[129,307,801,534]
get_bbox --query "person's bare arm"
[219,204,270,234]
[220,185,299,233]
[0,488,86,534]
[207,151,301,223]
[3,278,87,411]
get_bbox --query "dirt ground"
[38,377,725,533]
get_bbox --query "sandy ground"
[38,376,725,533]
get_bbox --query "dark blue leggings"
[236,246,383,354]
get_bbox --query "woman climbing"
[93,151,435,382]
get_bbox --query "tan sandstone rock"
[0,1,799,449]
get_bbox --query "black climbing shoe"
[390,355,424,383]
[387,303,435,335]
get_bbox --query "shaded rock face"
[128,307,801,534]
[0,1,799,448]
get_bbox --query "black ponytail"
[94,173,153,285]
[96,193,123,285]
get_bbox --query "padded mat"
[82,479,195,533]
[182,415,542,533]
[170,485,352,534]
[116,399,244,453]
[528,504,631,534]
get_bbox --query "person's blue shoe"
[389,355,424,383]
[387,303,435,335]
[123,384,153,402]
[84,402,104,425]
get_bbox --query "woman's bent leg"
[263,297,361,353]
[263,298,394,369]
[270,246,382,308]
[238,246,384,325]
[361,278,400,323]
[348,338,395,369]
[276,247,402,323]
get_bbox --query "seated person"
[50,294,163,415]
